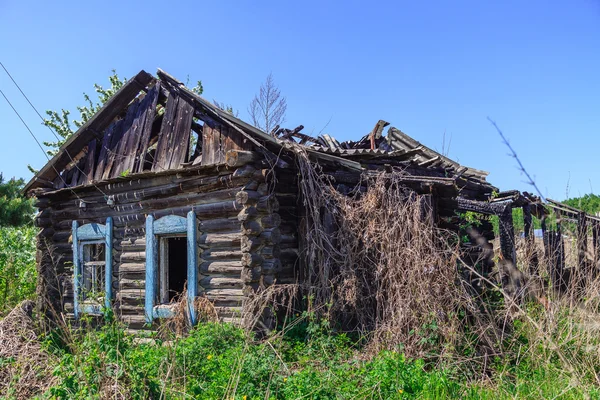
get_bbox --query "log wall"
[34,162,282,330]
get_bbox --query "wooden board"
[104,98,140,179]
[201,121,251,166]
[25,70,154,191]
[152,91,194,171]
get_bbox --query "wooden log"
[200,276,243,289]
[238,207,258,222]
[262,275,275,286]
[201,261,243,275]
[262,259,282,275]
[201,249,243,261]
[241,253,263,267]
[578,211,589,279]
[226,150,261,167]
[235,190,261,205]
[261,228,281,245]
[199,218,241,233]
[499,206,516,265]
[260,214,281,228]
[241,267,261,283]
[120,252,146,262]
[118,263,146,277]
[204,288,244,302]
[199,232,242,248]
[240,236,261,252]
[257,196,279,213]
[119,278,145,290]
[455,197,509,216]
[260,246,281,259]
[242,220,263,236]
[117,288,145,303]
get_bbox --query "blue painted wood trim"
[154,215,187,235]
[104,217,113,311]
[72,221,80,320]
[187,210,198,325]
[145,215,156,324]
[77,223,107,241]
[153,305,176,319]
[145,213,198,324]
[81,304,103,315]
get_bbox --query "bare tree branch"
[248,73,287,133]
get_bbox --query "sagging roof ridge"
[26,68,491,193]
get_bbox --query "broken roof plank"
[25,70,155,192]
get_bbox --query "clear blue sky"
[1,0,599,200]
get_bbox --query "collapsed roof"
[25,69,495,198]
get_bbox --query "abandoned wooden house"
[28,68,583,332]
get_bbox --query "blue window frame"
[145,211,198,325]
[72,218,113,319]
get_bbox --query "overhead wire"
[0,61,110,198]
[0,88,83,201]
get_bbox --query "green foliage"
[42,70,127,156]
[564,193,600,216]
[191,80,204,95]
[38,314,600,399]
[0,174,34,226]
[43,320,465,399]
[0,225,36,315]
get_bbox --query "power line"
[0,61,109,198]
[0,88,82,200]
[0,61,60,141]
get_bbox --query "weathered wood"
[241,236,261,252]
[260,214,281,228]
[200,276,243,289]
[104,101,140,179]
[242,220,263,236]
[201,249,243,261]
[26,70,154,191]
[198,218,241,233]
[241,253,263,267]
[236,190,261,205]
[199,232,242,248]
[262,245,283,261]
[133,83,161,173]
[200,261,243,275]
[260,228,281,245]
[257,196,280,213]
[523,204,539,276]
[226,150,261,167]
[241,267,261,283]
[456,197,510,216]
[498,206,516,265]
[262,259,282,275]
[578,211,588,279]
[238,207,258,222]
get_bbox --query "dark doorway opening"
[167,237,187,302]
[158,236,188,303]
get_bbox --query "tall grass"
[0,225,36,316]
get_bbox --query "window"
[158,236,188,303]
[145,212,198,324]
[72,218,113,319]
[81,242,106,300]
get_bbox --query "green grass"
[0,225,36,316]
[30,315,599,400]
